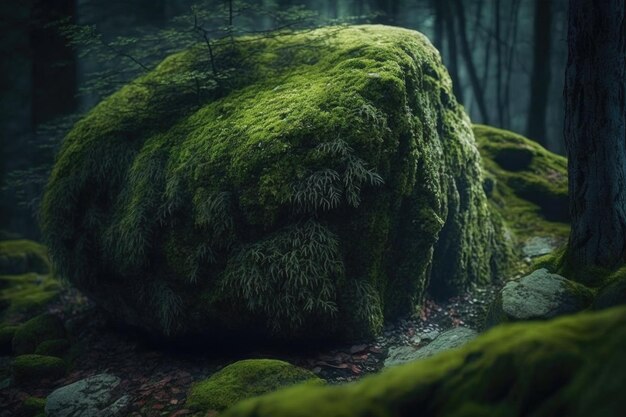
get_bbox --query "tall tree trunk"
[526,0,553,146]
[494,0,504,127]
[503,0,521,129]
[453,0,489,124]
[432,0,444,52]
[442,0,463,103]
[565,0,626,270]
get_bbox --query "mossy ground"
[474,125,569,245]
[11,313,66,355]
[187,359,323,411]
[0,240,49,275]
[223,306,626,417]
[11,354,67,384]
[42,25,511,340]
[0,240,61,321]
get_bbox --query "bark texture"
[565,0,626,270]
[526,0,552,146]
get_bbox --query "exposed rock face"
[41,25,511,340]
[45,373,130,417]
[384,327,477,367]
[487,268,593,326]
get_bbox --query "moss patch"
[21,397,46,417]
[42,25,512,340]
[34,338,70,357]
[187,359,323,411]
[0,240,49,275]
[223,306,626,417]
[11,354,66,384]
[0,273,61,319]
[474,125,569,245]
[12,314,66,355]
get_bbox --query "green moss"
[223,306,626,417]
[12,314,66,355]
[11,354,66,384]
[34,338,70,357]
[42,25,511,339]
[0,240,49,275]
[0,324,18,354]
[0,273,61,319]
[21,397,46,417]
[474,125,569,244]
[187,359,323,411]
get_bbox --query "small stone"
[45,373,130,417]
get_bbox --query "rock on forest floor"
[0,281,499,417]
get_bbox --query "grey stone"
[384,327,477,367]
[488,269,593,326]
[522,237,558,258]
[45,373,130,417]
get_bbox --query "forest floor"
[0,281,500,417]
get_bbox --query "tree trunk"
[565,0,626,270]
[453,0,489,124]
[442,0,463,103]
[526,0,553,146]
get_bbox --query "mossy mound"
[0,273,61,319]
[21,397,46,417]
[12,314,66,355]
[0,324,18,354]
[223,306,626,417]
[42,25,511,340]
[187,359,323,411]
[474,125,568,243]
[0,240,49,275]
[11,354,66,384]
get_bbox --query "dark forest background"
[0,0,566,238]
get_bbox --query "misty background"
[0,0,566,238]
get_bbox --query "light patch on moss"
[186,359,323,411]
[223,306,626,417]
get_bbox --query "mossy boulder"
[34,338,70,357]
[11,354,66,384]
[187,359,323,412]
[486,268,594,326]
[474,125,569,243]
[0,240,49,275]
[12,314,66,355]
[223,306,626,417]
[41,25,511,340]
[595,270,626,310]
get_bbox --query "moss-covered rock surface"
[223,306,626,417]
[11,314,66,355]
[187,359,323,412]
[42,25,511,340]
[474,125,568,244]
[11,354,67,384]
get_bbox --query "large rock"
[41,25,511,340]
[187,359,323,412]
[487,268,593,326]
[384,327,477,367]
[222,306,626,417]
[45,373,130,417]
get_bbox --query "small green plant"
[222,220,342,332]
